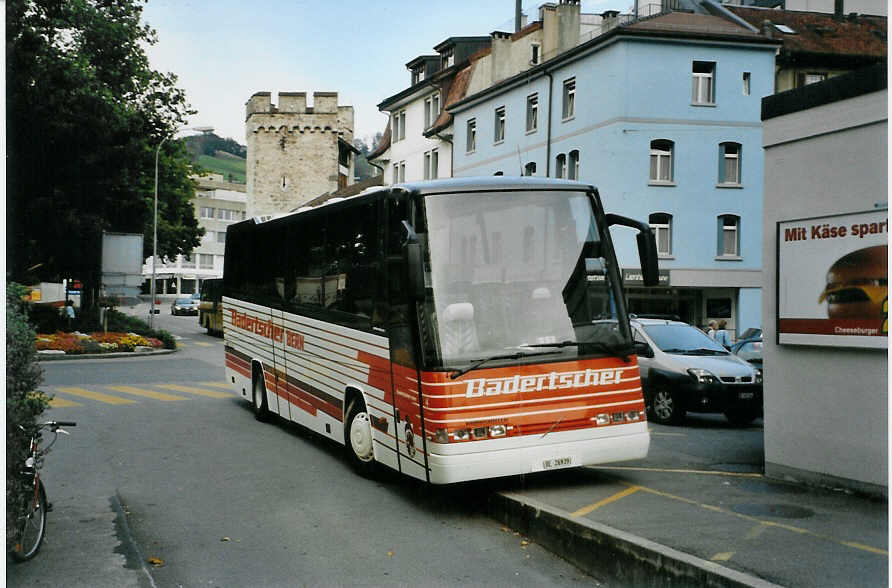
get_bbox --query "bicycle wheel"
[10,479,47,562]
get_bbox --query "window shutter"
[737,144,742,182]
[718,143,726,183]
[716,217,723,256]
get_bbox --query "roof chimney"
[834,0,844,19]
[516,0,522,33]
[761,19,773,38]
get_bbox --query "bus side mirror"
[605,214,659,287]
[402,221,425,301]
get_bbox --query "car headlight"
[687,368,718,384]
[754,368,763,384]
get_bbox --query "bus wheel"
[252,369,271,422]
[345,399,376,477]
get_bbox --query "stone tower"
[245,91,356,217]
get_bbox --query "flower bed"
[36,331,164,355]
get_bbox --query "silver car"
[631,318,762,426]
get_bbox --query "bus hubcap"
[350,413,373,462]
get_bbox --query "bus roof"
[234,176,597,228]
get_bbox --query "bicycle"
[9,420,77,562]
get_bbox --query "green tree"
[6,283,49,551]
[6,0,203,307]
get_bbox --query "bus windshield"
[419,189,627,370]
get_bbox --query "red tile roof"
[427,64,473,136]
[727,6,887,58]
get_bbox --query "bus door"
[267,226,293,421]
[385,194,429,482]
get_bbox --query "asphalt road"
[7,308,598,587]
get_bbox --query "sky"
[141,0,629,145]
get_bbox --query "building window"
[466,118,476,153]
[562,78,575,120]
[494,106,506,143]
[199,254,214,270]
[442,49,454,69]
[692,61,715,105]
[393,109,406,142]
[649,213,672,256]
[649,140,674,183]
[200,207,215,219]
[424,93,440,129]
[719,142,741,185]
[392,163,399,183]
[399,161,406,183]
[526,94,538,133]
[424,149,438,180]
[555,153,566,179]
[181,254,196,269]
[412,68,423,85]
[530,43,541,65]
[799,72,827,87]
[217,208,239,221]
[216,231,226,244]
[524,162,537,176]
[568,149,579,180]
[742,72,751,96]
[718,215,740,257]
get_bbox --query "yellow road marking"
[745,523,769,541]
[572,486,641,517]
[56,387,137,405]
[157,384,230,398]
[49,396,82,407]
[199,381,231,389]
[193,342,214,347]
[622,481,888,557]
[587,465,763,478]
[106,385,186,401]
[711,552,734,562]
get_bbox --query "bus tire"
[345,398,377,477]
[252,367,271,422]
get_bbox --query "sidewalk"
[487,462,888,587]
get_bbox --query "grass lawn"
[196,154,246,183]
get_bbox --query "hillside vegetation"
[196,152,246,183]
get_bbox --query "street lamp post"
[149,126,214,329]
[149,134,170,329]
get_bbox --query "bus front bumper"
[425,423,649,485]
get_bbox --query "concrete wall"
[761,86,888,494]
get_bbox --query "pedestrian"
[715,319,731,349]
[706,320,717,339]
[62,300,75,330]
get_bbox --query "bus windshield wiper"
[448,350,563,380]
[521,340,636,361]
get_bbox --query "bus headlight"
[489,424,506,437]
[434,429,449,443]
[453,429,470,441]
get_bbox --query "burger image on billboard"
[818,245,888,319]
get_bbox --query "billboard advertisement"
[777,209,887,348]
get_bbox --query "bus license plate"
[739,392,754,400]
[538,457,572,471]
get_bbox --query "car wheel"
[724,408,758,426]
[648,386,684,425]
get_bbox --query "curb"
[488,491,783,588]
[36,348,178,362]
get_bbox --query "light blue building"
[448,8,779,337]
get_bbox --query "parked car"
[739,327,762,341]
[731,337,763,371]
[170,297,199,316]
[631,318,763,426]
